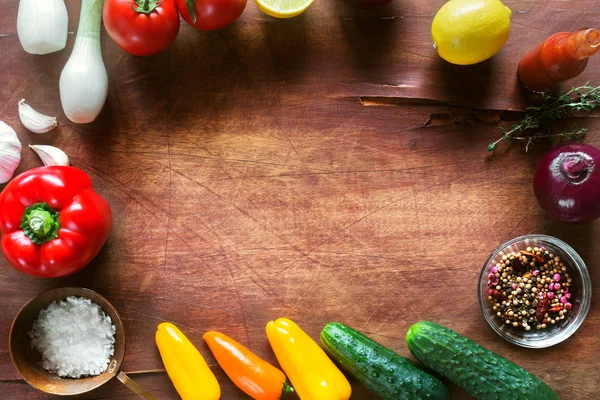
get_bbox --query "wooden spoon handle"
[117,371,159,400]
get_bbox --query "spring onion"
[59,0,108,124]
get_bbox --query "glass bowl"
[478,234,591,348]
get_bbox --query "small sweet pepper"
[156,322,221,400]
[204,330,294,400]
[266,318,351,400]
[0,166,112,277]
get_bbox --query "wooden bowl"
[9,287,125,396]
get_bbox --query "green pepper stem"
[28,210,54,236]
[21,203,60,245]
[281,381,295,397]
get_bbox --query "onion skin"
[534,143,600,223]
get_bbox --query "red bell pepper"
[0,166,112,278]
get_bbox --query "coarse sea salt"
[29,296,116,378]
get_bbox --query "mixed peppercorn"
[487,246,572,331]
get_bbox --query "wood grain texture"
[1,0,600,398]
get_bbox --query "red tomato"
[103,0,180,56]
[177,0,247,31]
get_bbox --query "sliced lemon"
[255,0,314,18]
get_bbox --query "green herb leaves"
[488,84,600,152]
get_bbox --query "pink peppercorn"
[532,270,540,276]
[541,246,546,251]
[492,266,498,274]
[560,296,568,304]
[564,287,569,293]
[566,293,571,299]
[547,292,554,299]
[565,303,572,310]
[553,273,561,282]
[488,289,493,295]
[491,278,499,286]
[512,283,518,290]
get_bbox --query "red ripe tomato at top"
[103,0,180,56]
[177,0,247,31]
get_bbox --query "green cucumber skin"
[406,321,560,400]
[321,322,451,400]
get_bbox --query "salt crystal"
[29,296,116,378]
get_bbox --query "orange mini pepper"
[203,331,294,400]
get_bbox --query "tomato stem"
[133,0,160,14]
[20,203,60,245]
[185,0,197,23]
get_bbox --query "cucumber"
[320,322,450,400]
[406,321,559,400]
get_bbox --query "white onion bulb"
[17,0,68,55]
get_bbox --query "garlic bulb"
[17,0,68,55]
[0,122,22,184]
[19,100,58,134]
[29,144,69,166]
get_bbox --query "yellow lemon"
[255,0,315,18]
[432,0,512,65]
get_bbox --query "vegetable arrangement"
[154,319,558,400]
[1,0,598,398]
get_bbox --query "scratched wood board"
[1,0,599,398]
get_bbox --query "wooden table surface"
[1,0,599,398]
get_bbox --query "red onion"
[534,143,600,223]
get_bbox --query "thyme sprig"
[487,84,600,152]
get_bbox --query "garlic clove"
[29,144,70,167]
[0,121,23,184]
[19,99,58,134]
[29,145,69,167]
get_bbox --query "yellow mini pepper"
[266,318,351,400]
[156,322,221,400]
